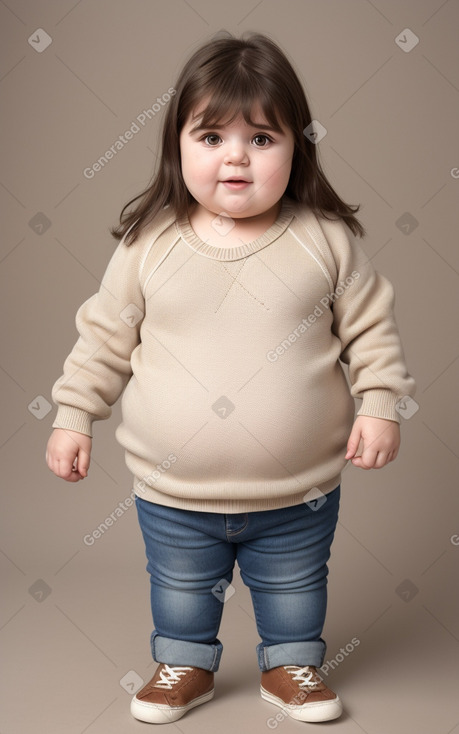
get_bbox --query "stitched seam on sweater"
[141,234,181,297]
[215,261,269,313]
[288,226,334,292]
[303,218,339,288]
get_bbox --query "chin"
[220,202,257,216]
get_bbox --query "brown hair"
[111,32,365,245]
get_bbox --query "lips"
[222,177,251,183]
[221,176,252,191]
[221,180,251,190]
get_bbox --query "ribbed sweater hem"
[132,475,342,513]
[357,388,401,423]
[52,405,94,437]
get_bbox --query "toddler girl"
[46,32,416,724]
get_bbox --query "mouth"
[221,177,252,190]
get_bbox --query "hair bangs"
[188,74,285,134]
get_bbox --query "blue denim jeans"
[135,485,340,673]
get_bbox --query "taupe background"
[1,1,458,733]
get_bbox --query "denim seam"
[224,514,249,538]
[247,585,263,642]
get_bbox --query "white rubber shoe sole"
[260,686,343,722]
[130,687,215,724]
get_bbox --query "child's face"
[180,102,294,220]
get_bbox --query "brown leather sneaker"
[261,665,342,722]
[131,664,214,723]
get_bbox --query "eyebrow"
[189,121,282,134]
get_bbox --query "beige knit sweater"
[51,197,416,512]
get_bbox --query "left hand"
[345,415,400,470]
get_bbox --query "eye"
[203,134,221,146]
[252,134,272,147]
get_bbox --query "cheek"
[181,147,214,188]
[261,154,293,190]
[180,145,192,181]
[183,167,212,196]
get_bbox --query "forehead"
[185,100,285,135]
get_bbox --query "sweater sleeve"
[320,217,416,423]
[51,236,145,437]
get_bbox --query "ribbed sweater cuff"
[52,406,94,437]
[357,389,401,423]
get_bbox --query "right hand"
[46,428,92,482]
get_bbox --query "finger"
[57,458,81,481]
[346,441,363,460]
[374,452,389,469]
[352,448,385,469]
[63,469,83,482]
[350,457,372,470]
[352,448,397,469]
[76,450,90,478]
[360,447,378,469]
[345,431,362,460]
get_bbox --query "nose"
[223,141,249,166]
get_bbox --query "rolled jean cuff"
[257,638,327,672]
[151,631,223,672]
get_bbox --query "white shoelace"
[284,665,322,689]
[154,664,193,690]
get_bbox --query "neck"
[188,200,282,244]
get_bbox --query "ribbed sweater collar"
[175,197,295,261]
